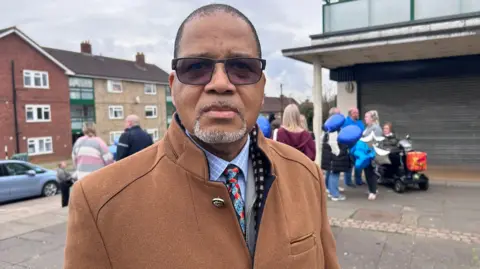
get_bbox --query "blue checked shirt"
[186,131,250,201]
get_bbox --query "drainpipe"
[11,60,20,154]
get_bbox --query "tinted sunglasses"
[172,57,266,85]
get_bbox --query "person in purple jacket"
[275,104,316,161]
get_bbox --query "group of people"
[321,107,398,201]
[57,114,154,207]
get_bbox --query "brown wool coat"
[64,119,340,269]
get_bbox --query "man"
[64,4,339,269]
[115,114,153,161]
[342,107,365,186]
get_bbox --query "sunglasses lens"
[226,59,263,85]
[176,58,214,85]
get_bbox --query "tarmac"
[0,182,479,268]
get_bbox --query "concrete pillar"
[312,58,323,166]
[337,81,358,115]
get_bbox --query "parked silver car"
[0,160,58,203]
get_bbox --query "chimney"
[80,41,92,54]
[136,52,146,67]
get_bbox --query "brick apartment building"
[0,27,74,163]
[45,42,170,146]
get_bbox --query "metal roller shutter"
[359,75,480,167]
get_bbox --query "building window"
[108,106,124,119]
[144,84,157,95]
[107,80,123,93]
[147,129,159,141]
[109,131,123,145]
[25,105,51,123]
[69,77,94,100]
[27,137,53,156]
[145,106,158,118]
[23,70,49,89]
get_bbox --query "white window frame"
[109,131,123,145]
[107,80,123,93]
[145,105,158,119]
[27,137,53,156]
[108,105,124,120]
[144,84,157,95]
[147,128,159,141]
[25,104,51,123]
[23,70,49,89]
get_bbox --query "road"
[1,182,480,268]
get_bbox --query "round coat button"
[212,198,225,208]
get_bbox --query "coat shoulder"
[265,139,320,180]
[76,140,166,217]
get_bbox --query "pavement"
[0,182,479,269]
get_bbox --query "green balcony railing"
[323,0,480,33]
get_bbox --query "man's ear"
[169,72,176,107]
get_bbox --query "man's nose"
[204,63,236,94]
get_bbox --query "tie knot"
[223,164,240,178]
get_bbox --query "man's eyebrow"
[180,52,257,59]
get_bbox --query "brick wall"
[94,79,167,144]
[0,33,72,163]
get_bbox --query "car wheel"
[394,179,406,193]
[42,182,58,197]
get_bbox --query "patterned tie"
[223,164,246,237]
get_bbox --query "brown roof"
[261,96,299,114]
[44,47,169,83]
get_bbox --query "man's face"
[350,108,359,120]
[169,12,265,144]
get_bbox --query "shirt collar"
[185,130,250,182]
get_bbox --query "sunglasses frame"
[171,57,267,86]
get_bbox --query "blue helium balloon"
[323,114,345,132]
[338,125,363,147]
[256,116,271,138]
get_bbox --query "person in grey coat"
[363,110,382,200]
[57,161,75,207]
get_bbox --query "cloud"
[1,0,334,101]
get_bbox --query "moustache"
[198,101,243,119]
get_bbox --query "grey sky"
[1,0,333,102]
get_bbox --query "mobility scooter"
[375,134,430,193]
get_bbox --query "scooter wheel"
[418,176,429,191]
[394,179,406,193]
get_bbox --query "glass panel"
[34,75,41,87]
[71,120,83,129]
[42,73,48,87]
[39,139,45,152]
[415,0,459,19]
[325,0,369,32]
[86,106,95,117]
[43,110,50,120]
[28,142,35,154]
[69,77,93,88]
[45,140,52,152]
[461,0,480,12]
[70,91,81,99]
[24,74,31,86]
[81,92,94,99]
[6,163,30,175]
[26,109,34,121]
[370,0,410,26]
[36,107,43,120]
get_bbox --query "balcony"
[323,0,480,33]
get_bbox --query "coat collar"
[164,113,275,182]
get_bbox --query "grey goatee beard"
[193,118,247,144]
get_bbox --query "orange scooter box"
[406,152,427,172]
